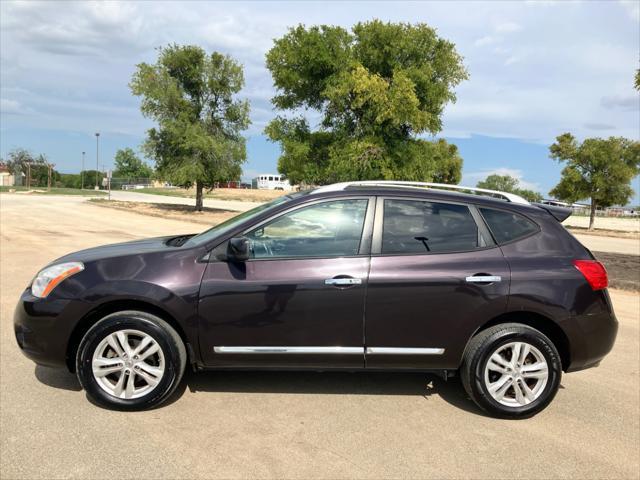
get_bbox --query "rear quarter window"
[480,208,539,244]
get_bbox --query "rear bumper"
[14,289,77,369]
[564,293,618,372]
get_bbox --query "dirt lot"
[563,215,640,233]
[139,186,288,203]
[90,199,238,226]
[1,194,639,479]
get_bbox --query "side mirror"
[227,237,251,262]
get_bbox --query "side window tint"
[480,208,539,244]
[382,200,480,254]
[246,200,368,259]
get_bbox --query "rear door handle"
[465,275,501,283]
[325,277,362,286]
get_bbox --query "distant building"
[0,163,15,187]
[541,199,638,217]
[252,174,293,191]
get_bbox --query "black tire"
[76,310,186,411]
[461,323,562,419]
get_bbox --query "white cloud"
[0,0,638,145]
[495,21,522,33]
[474,35,498,47]
[601,95,639,111]
[584,122,616,131]
[0,98,22,114]
[504,55,522,66]
[619,0,640,21]
[475,19,521,48]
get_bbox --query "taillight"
[573,260,608,290]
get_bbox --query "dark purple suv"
[14,182,617,418]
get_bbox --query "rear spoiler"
[533,203,572,222]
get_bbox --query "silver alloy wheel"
[483,341,549,407]
[91,329,165,400]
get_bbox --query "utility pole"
[107,170,112,201]
[47,163,54,191]
[26,162,33,189]
[81,151,85,190]
[95,132,100,189]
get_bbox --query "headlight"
[31,262,84,298]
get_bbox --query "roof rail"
[312,181,530,205]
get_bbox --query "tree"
[476,174,543,203]
[59,173,82,189]
[113,148,153,179]
[80,170,104,189]
[265,21,468,185]
[130,45,250,210]
[549,133,640,229]
[4,149,54,187]
[5,148,34,176]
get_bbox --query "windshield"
[184,193,301,247]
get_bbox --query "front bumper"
[14,288,79,368]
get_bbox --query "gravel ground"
[1,194,639,479]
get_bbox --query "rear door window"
[479,208,539,244]
[381,199,482,254]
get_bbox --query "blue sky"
[1,1,639,202]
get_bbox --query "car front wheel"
[76,310,186,410]
[461,323,562,419]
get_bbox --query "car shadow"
[170,370,488,417]
[145,203,234,215]
[34,365,82,391]
[34,365,491,417]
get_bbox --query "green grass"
[0,186,107,196]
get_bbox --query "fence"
[108,177,153,190]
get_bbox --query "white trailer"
[252,174,293,191]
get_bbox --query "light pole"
[81,151,85,190]
[47,163,55,191]
[95,132,100,189]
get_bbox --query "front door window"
[246,199,369,259]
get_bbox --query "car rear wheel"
[76,310,186,410]
[461,323,562,419]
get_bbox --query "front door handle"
[325,277,362,286]
[465,275,501,283]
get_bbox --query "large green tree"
[549,133,640,229]
[265,21,468,185]
[113,148,153,179]
[130,45,250,210]
[477,174,543,203]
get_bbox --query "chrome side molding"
[214,346,363,354]
[365,347,445,355]
[214,346,446,355]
